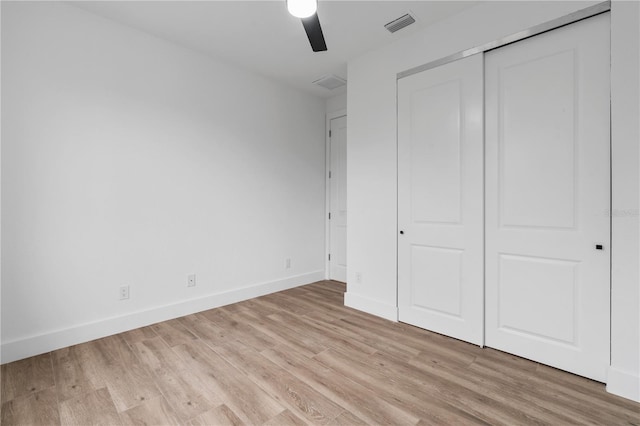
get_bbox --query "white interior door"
[398,54,484,346]
[485,14,610,381]
[329,115,347,283]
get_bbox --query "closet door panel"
[485,13,610,381]
[398,53,484,346]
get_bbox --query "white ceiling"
[72,1,478,98]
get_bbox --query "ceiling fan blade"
[301,13,327,52]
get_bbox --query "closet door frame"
[397,2,610,81]
[395,0,612,364]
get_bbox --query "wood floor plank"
[535,361,640,413]
[231,307,327,357]
[89,334,140,367]
[211,339,346,425]
[234,297,286,318]
[173,340,285,425]
[58,387,121,426]
[467,355,640,425]
[474,346,539,373]
[329,317,422,361]
[328,411,368,426]
[306,280,345,294]
[408,351,587,425]
[188,404,245,426]
[80,336,162,413]
[267,310,378,356]
[120,326,158,347]
[150,368,217,422]
[314,348,493,425]
[175,313,229,344]
[130,337,218,421]
[196,308,276,351]
[101,364,161,414]
[387,325,484,362]
[1,387,60,426]
[345,313,485,361]
[261,344,421,425]
[119,395,181,426]
[0,352,55,403]
[410,345,476,370]
[72,341,109,391]
[151,318,199,347]
[76,335,159,411]
[130,336,183,375]
[51,346,96,403]
[263,409,308,426]
[414,416,486,426]
[259,293,311,316]
[272,291,348,320]
[2,280,638,425]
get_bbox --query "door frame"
[326,109,347,280]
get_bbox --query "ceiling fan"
[287,0,327,52]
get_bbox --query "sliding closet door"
[485,14,610,381]
[398,54,484,346]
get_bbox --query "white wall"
[347,0,640,402]
[326,92,347,116]
[609,0,640,401]
[1,1,326,362]
[0,0,3,367]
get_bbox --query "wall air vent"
[384,13,416,33]
[313,74,347,90]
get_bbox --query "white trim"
[325,109,347,280]
[0,1,3,366]
[606,366,640,402]
[397,1,610,80]
[1,271,324,364]
[344,291,398,322]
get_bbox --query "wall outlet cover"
[187,274,196,287]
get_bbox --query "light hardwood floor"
[1,281,639,425]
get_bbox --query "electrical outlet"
[119,285,130,300]
[285,258,291,269]
[187,274,196,287]
[355,272,362,284]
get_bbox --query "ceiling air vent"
[313,74,347,90]
[384,13,416,33]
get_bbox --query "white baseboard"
[344,291,398,322]
[607,366,640,402]
[1,271,324,364]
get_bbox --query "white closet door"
[485,14,610,381]
[398,54,484,345]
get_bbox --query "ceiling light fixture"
[287,0,317,18]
